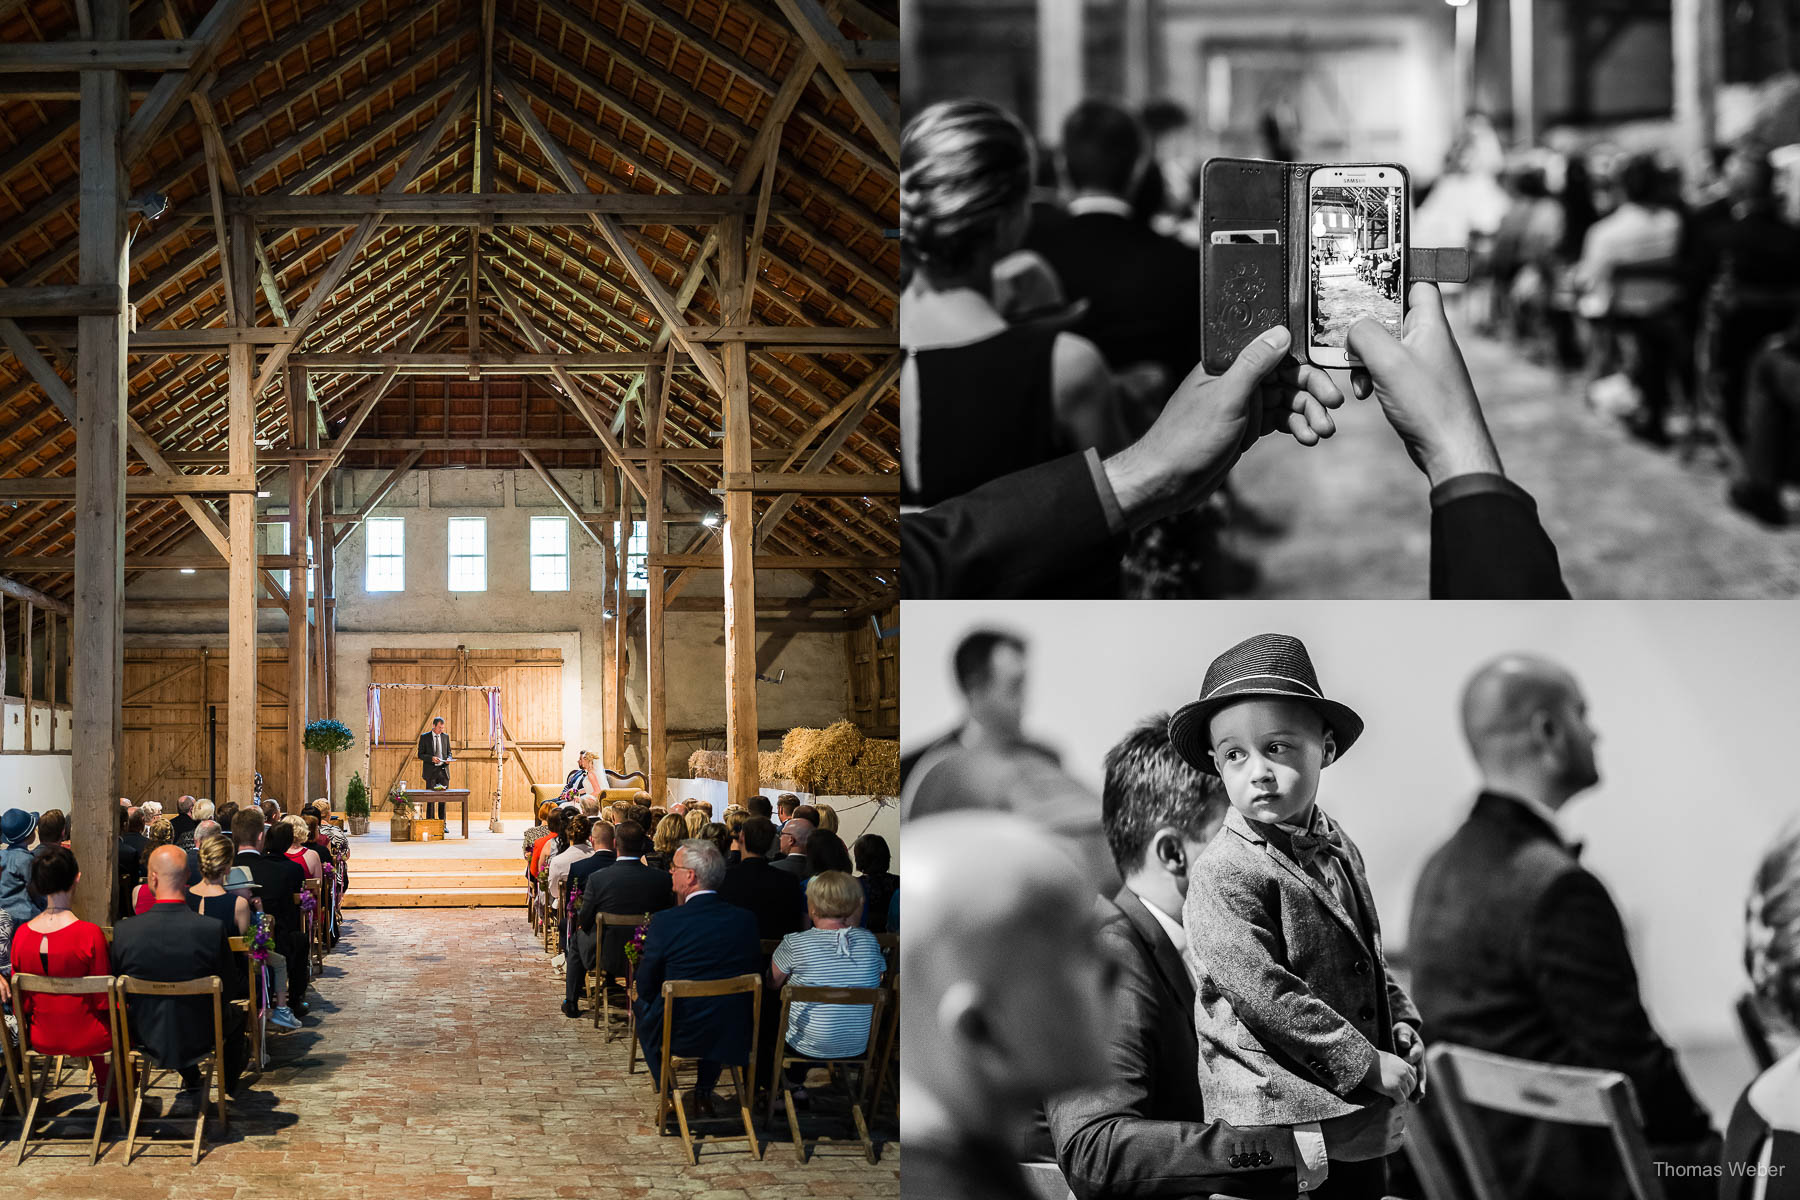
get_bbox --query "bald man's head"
[1461,655,1599,802]
[901,813,1112,1142]
[146,844,190,899]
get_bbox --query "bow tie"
[1288,826,1350,871]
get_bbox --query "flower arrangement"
[299,888,318,917]
[302,719,355,756]
[387,780,413,816]
[246,912,274,964]
[624,922,649,965]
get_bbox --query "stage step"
[351,857,520,874]
[353,869,522,890]
[342,887,527,909]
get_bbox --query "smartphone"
[1306,164,1408,368]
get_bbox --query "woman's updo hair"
[31,844,77,897]
[198,833,235,882]
[145,817,174,850]
[901,99,1034,277]
[1747,821,1800,1026]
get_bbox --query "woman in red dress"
[10,845,114,1103]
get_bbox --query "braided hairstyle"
[1747,820,1800,1028]
[900,99,1034,279]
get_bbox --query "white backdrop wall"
[902,600,1800,1045]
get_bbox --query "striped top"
[772,926,885,1060]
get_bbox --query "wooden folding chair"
[594,912,652,1038]
[1428,1042,1667,1200]
[114,975,229,1164]
[652,973,761,1165]
[1404,1086,1473,1200]
[767,983,889,1164]
[227,936,266,1077]
[0,993,25,1118]
[540,871,559,953]
[551,874,572,957]
[303,880,325,973]
[12,973,124,1165]
[867,975,898,1128]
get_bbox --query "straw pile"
[687,749,729,782]
[781,721,900,795]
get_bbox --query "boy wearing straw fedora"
[1170,633,1422,1199]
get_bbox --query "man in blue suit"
[634,838,761,1116]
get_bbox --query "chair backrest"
[12,973,120,1062]
[1428,1042,1666,1200]
[599,910,652,929]
[113,975,225,1069]
[663,973,761,1001]
[777,984,887,1062]
[760,937,781,957]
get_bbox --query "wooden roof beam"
[122,0,257,164]
[771,0,898,164]
[0,40,201,73]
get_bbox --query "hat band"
[1201,672,1324,700]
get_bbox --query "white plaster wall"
[0,750,72,815]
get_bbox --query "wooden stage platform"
[342,817,528,909]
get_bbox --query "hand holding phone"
[1346,283,1503,487]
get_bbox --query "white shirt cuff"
[1294,1123,1329,1192]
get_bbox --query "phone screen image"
[1308,180,1404,350]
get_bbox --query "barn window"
[365,517,405,592]
[530,516,569,591]
[448,516,487,592]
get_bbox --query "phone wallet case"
[1200,157,1471,372]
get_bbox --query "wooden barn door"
[123,648,289,807]
[368,648,563,818]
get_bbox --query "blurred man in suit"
[113,844,247,1094]
[169,795,198,846]
[902,813,1113,1200]
[717,816,805,940]
[770,817,815,879]
[1027,99,1201,405]
[634,839,761,1116]
[901,629,1063,811]
[231,807,308,1025]
[1409,656,1717,1200]
[571,820,672,1019]
[1046,715,1297,1198]
[566,820,616,892]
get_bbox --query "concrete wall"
[119,468,861,807]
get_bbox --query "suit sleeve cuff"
[1294,1124,1329,1192]
[1429,471,1532,510]
[1083,446,1127,536]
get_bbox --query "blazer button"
[1229,1153,1243,1168]
[1261,1150,1274,1165]
[1353,959,1370,974]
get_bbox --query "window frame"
[528,515,570,592]
[363,516,406,592]
[446,515,488,592]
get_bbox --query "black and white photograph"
[900,600,1800,1200]
[900,0,1800,599]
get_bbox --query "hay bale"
[785,720,864,792]
[686,749,729,782]
[847,738,899,794]
[758,750,788,785]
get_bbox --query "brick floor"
[7,908,900,1199]
[1229,318,1800,597]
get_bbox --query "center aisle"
[12,908,901,1198]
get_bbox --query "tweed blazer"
[1184,806,1420,1126]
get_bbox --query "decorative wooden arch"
[365,679,505,833]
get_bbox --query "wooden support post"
[719,214,759,805]
[22,600,32,752]
[645,362,667,803]
[71,0,128,927]
[286,363,310,811]
[226,213,257,811]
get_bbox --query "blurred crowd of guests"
[1432,127,1800,527]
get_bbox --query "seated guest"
[813,803,839,835]
[280,816,322,879]
[1410,656,1716,1199]
[1045,713,1295,1198]
[113,844,247,1095]
[169,795,199,847]
[130,817,178,916]
[853,834,899,936]
[0,808,42,923]
[522,801,555,866]
[1728,320,1800,528]
[529,808,567,881]
[793,803,822,828]
[684,809,708,840]
[776,794,799,825]
[309,800,349,870]
[547,814,595,911]
[701,821,730,861]
[186,834,252,935]
[232,809,307,1031]
[768,870,887,1106]
[117,805,149,912]
[302,813,333,867]
[567,821,617,894]
[184,819,220,888]
[902,814,1114,1199]
[9,846,114,1104]
[568,821,673,1019]
[35,808,68,850]
[635,840,761,1115]
[748,795,774,822]
[648,814,686,871]
[1728,821,1800,1194]
[723,809,748,864]
[772,818,815,879]
[718,817,806,941]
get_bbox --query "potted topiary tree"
[302,719,355,810]
[344,771,371,836]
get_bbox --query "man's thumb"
[1220,325,1291,394]
[1346,316,1406,375]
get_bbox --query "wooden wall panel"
[367,648,564,816]
[122,648,290,807]
[847,605,898,739]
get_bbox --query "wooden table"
[401,788,470,839]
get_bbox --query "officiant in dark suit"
[417,717,451,819]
